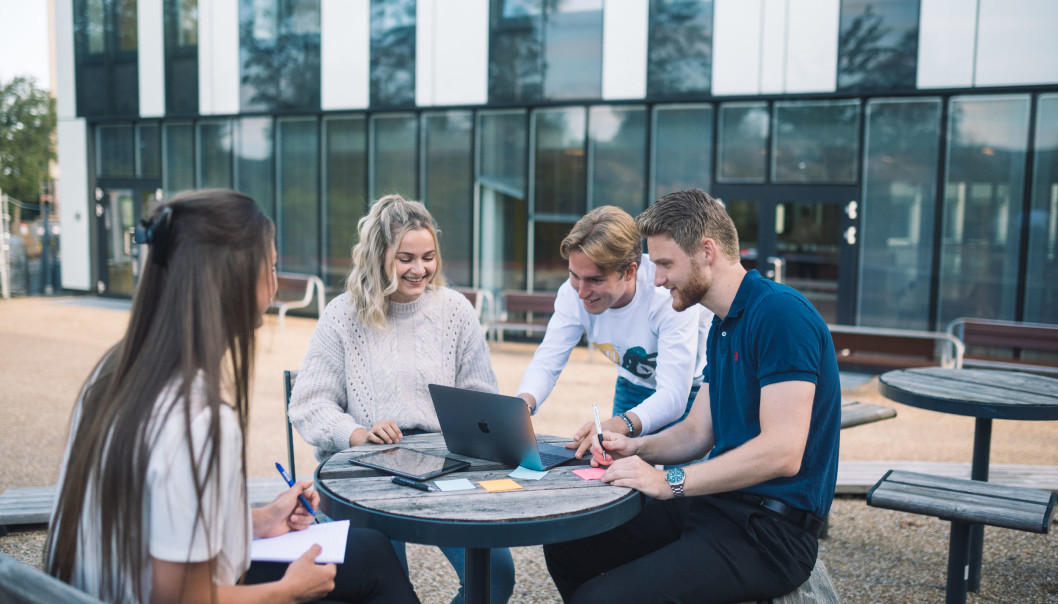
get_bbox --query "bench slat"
[882,470,1055,504]
[840,400,896,429]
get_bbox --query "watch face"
[666,467,685,484]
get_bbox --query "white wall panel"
[602,0,648,100]
[57,119,91,291]
[415,0,489,106]
[917,0,976,88]
[975,0,1058,86]
[784,0,838,93]
[199,0,239,114]
[416,0,436,106]
[56,0,77,119]
[713,0,763,95]
[322,0,370,109]
[138,0,165,117]
[759,0,787,93]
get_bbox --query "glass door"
[95,184,160,297]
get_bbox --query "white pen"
[592,404,608,460]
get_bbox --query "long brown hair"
[45,190,274,602]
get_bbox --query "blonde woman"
[290,194,515,603]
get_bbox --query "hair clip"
[134,206,174,266]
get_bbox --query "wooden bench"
[828,324,965,374]
[840,399,896,429]
[489,290,557,342]
[867,469,1056,604]
[947,318,1058,377]
[270,272,326,330]
[0,552,104,604]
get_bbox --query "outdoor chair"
[283,369,298,481]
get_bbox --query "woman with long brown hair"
[45,190,417,603]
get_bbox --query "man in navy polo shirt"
[543,189,841,603]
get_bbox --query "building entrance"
[94,182,161,297]
[712,185,859,324]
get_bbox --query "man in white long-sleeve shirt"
[516,206,712,456]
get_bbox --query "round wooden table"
[315,432,644,604]
[878,367,1058,592]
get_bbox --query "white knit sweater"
[289,286,498,461]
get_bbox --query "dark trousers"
[543,495,817,604]
[245,527,419,603]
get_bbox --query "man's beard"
[672,261,710,311]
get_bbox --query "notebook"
[428,384,579,471]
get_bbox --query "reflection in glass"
[237,117,275,219]
[938,95,1030,326]
[647,0,713,97]
[324,117,367,290]
[164,0,199,114]
[1025,94,1058,323]
[773,100,860,184]
[136,123,161,179]
[163,122,194,194]
[726,200,759,270]
[776,202,841,323]
[74,0,138,116]
[278,117,319,275]
[371,114,417,200]
[718,103,767,182]
[859,98,940,329]
[117,0,138,51]
[489,0,544,103]
[196,120,233,188]
[533,107,586,215]
[544,0,603,100]
[838,0,918,92]
[423,112,474,285]
[590,106,647,214]
[370,0,416,107]
[534,220,576,291]
[652,104,713,199]
[239,0,321,112]
[97,124,134,178]
[478,110,528,294]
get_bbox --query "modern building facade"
[54,0,1058,331]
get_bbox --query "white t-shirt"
[517,255,712,434]
[51,376,251,602]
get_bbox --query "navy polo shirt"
[704,270,841,518]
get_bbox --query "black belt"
[713,491,825,537]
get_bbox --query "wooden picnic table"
[315,432,643,604]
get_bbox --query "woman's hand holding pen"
[253,481,321,539]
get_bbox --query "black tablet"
[347,447,470,481]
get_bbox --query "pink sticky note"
[572,467,607,481]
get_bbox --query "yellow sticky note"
[477,478,523,493]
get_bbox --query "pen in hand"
[591,404,609,462]
[275,462,318,523]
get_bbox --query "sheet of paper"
[509,466,548,480]
[478,478,523,492]
[251,520,350,564]
[572,467,606,481]
[434,478,477,492]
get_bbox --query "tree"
[0,76,57,214]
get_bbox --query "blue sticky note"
[434,478,476,492]
[509,466,548,480]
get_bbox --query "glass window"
[423,112,474,286]
[838,0,919,92]
[478,110,528,293]
[196,120,233,188]
[370,114,417,200]
[590,105,647,214]
[938,95,1030,326]
[370,0,416,108]
[858,98,941,329]
[717,103,768,183]
[277,117,320,275]
[164,0,199,114]
[236,117,275,219]
[534,220,575,291]
[163,122,194,194]
[136,123,161,179]
[1025,94,1058,323]
[74,0,139,117]
[324,116,367,290]
[488,0,544,103]
[97,123,135,178]
[647,0,713,98]
[773,100,860,184]
[533,107,586,216]
[651,104,713,200]
[544,0,603,100]
[239,0,321,112]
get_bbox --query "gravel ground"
[2,296,1057,602]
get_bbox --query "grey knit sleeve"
[449,290,499,394]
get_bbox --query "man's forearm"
[635,416,712,465]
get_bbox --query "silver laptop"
[428,384,578,471]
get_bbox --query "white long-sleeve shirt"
[517,256,711,434]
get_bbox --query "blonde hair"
[560,206,642,274]
[346,194,445,328]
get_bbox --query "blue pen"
[275,462,318,523]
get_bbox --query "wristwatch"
[666,467,686,498]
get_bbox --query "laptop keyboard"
[538,451,571,467]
